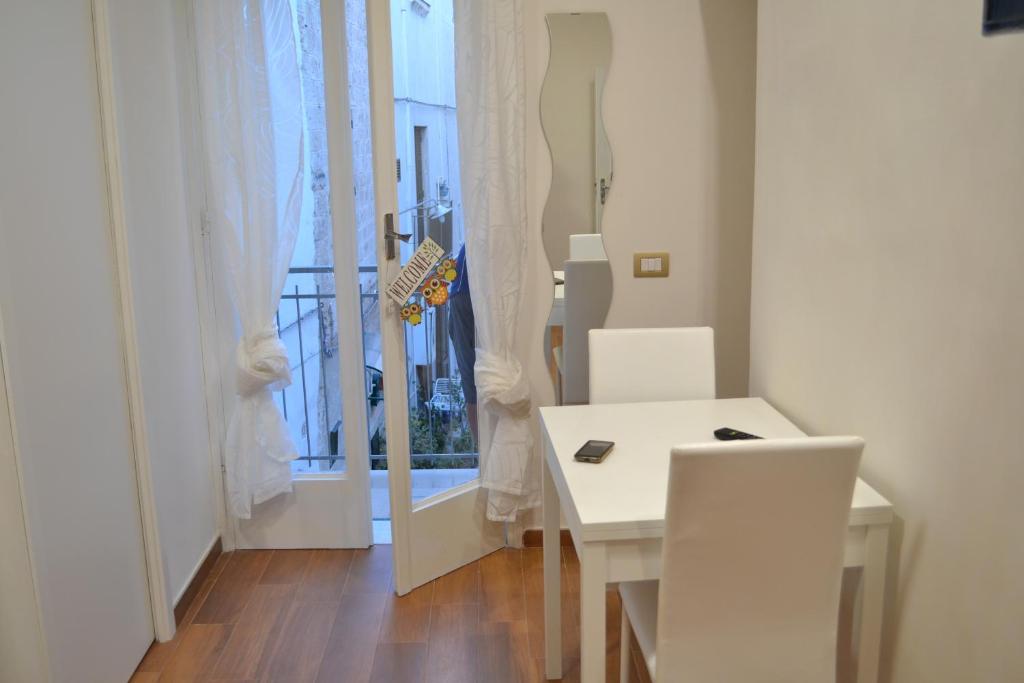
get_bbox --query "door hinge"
[396,158,402,182]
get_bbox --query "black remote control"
[714,427,763,441]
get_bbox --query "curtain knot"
[235,325,291,397]
[475,350,531,417]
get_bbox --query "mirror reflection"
[541,12,613,405]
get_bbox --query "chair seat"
[619,580,659,678]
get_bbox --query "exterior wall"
[751,2,1024,680]
[348,0,378,276]
[390,0,464,386]
[348,0,381,371]
[282,0,379,467]
[295,0,342,462]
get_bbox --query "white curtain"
[195,0,304,518]
[454,0,537,522]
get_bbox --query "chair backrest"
[655,437,863,683]
[588,327,715,404]
[561,259,613,404]
[569,233,607,260]
[432,378,456,396]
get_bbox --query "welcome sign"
[385,237,446,305]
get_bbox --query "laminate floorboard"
[133,545,855,682]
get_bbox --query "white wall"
[107,0,220,606]
[524,0,758,421]
[0,2,155,680]
[751,3,1024,680]
[519,0,757,529]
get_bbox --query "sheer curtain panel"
[195,0,304,518]
[454,0,537,522]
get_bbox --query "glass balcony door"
[367,0,504,595]
[227,0,374,549]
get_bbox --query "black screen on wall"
[984,0,1024,34]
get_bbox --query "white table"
[540,398,894,683]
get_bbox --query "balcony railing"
[276,264,477,471]
[274,265,378,469]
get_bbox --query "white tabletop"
[539,398,893,542]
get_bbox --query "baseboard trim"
[173,537,222,626]
[522,529,572,548]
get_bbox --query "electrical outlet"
[633,252,670,278]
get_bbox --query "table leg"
[543,455,562,680]
[857,524,890,683]
[580,542,607,683]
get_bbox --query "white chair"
[619,436,864,682]
[588,327,715,405]
[569,232,607,260]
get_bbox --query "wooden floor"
[131,544,652,682]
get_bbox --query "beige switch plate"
[633,252,670,278]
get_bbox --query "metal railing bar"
[316,283,334,468]
[396,198,442,216]
[294,284,313,464]
[279,292,383,304]
[276,309,287,421]
[288,265,378,274]
[280,293,337,301]
[369,453,478,461]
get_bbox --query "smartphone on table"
[574,440,615,464]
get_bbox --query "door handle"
[384,213,411,260]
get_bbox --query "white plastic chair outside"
[569,233,607,260]
[425,377,460,413]
[618,436,864,682]
[588,327,715,404]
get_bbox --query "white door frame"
[92,0,174,641]
[366,0,416,589]
[321,0,375,546]
[366,0,504,596]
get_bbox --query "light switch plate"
[633,252,670,278]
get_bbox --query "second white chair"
[569,232,608,260]
[588,327,715,404]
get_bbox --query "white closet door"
[0,2,155,680]
[0,324,48,683]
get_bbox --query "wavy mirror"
[541,12,613,405]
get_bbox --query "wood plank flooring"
[132,545,652,682]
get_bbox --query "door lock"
[384,213,411,260]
